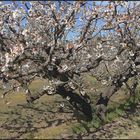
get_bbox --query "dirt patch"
[62,104,140,139]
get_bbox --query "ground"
[82,109,140,139]
[0,77,140,139]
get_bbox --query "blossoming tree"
[0,1,140,121]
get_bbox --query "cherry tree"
[0,1,140,121]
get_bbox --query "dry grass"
[0,77,140,139]
[0,79,73,139]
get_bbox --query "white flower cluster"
[12,8,25,19]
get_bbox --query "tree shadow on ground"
[0,97,91,139]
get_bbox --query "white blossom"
[13,9,25,19]
[122,76,126,80]
[96,43,102,49]
[50,3,56,10]
[87,54,92,59]
[60,103,64,108]
[129,51,135,56]
[62,64,68,71]
[22,29,28,36]
[66,96,70,100]
[43,85,49,90]
[80,90,86,96]
[101,80,107,85]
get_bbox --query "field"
[0,76,140,139]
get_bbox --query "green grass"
[71,86,140,135]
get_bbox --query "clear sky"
[1,1,135,41]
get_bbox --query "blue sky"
[2,1,109,40]
[1,1,133,41]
